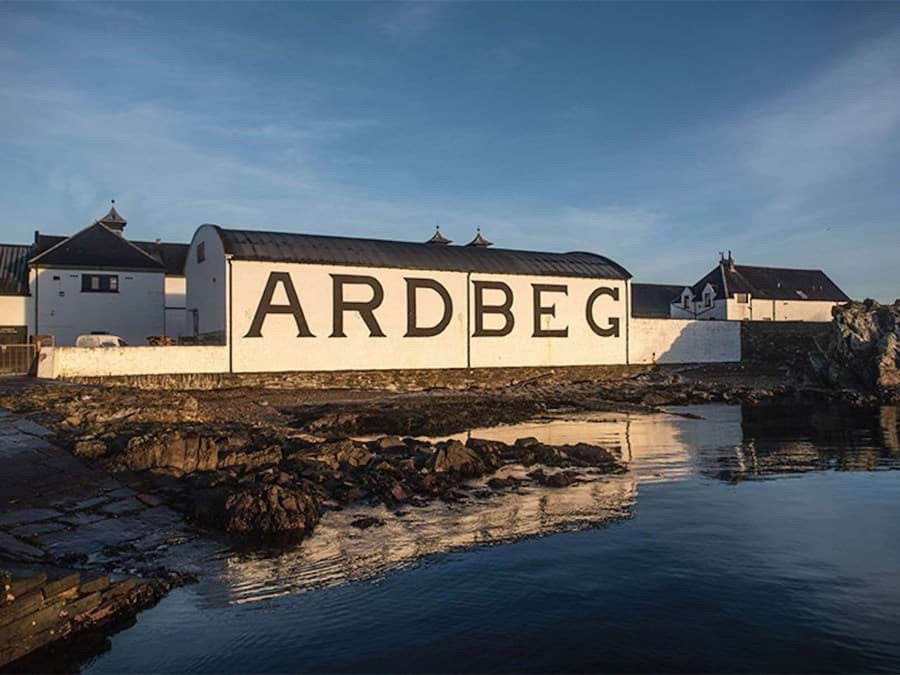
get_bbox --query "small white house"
[0,204,190,346]
[671,253,850,321]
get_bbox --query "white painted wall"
[629,318,740,364]
[468,273,628,368]
[0,295,30,333]
[222,261,629,372]
[164,276,187,339]
[772,299,838,321]
[32,267,165,346]
[184,225,227,340]
[37,345,228,378]
[674,295,840,322]
[230,260,470,372]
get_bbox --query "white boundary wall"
[628,318,740,364]
[37,345,227,378]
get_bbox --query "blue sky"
[2,2,899,300]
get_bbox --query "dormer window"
[704,292,712,308]
[682,294,690,309]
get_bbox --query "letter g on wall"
[585,286,620,337]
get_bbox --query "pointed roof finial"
[96,199,127,232]
[466,227,492,248]
[426,226,452,245]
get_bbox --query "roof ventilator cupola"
[466,227,492,248]
[96,199,127,236]
[426,227,451,245]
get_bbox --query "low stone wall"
[0,567,159,667]
[37,345,228,379]
[58,364,651,391]
[740,321,832,366]
[629,318,741,364]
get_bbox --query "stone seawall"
[0,567,165,668]
[59,364,650,391]
[740,321,832,366]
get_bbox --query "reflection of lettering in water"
[210,404,899,606]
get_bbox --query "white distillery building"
[185,225,634,372]
[0,204,189,346]
[671,253,850,322]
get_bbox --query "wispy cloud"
[381,2,447,42]
[735,26,900,211]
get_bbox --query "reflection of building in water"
[214,409,737,605]
[702,403,900,482]
[217,474,637,605]
[203,403,898,606]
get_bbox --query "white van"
[75,334,128,348]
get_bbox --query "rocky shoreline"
[2,300,898,668]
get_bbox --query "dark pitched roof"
[133,241,189,276]
[690,262,849,302]
[214,227,631,280]
[0,244,31,296]
[35,233,186,276]
[631,283,685,318]
[29,223,166,271]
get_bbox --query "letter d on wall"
[405,278,453,337]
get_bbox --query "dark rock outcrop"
[209,484,322,537]
[812,300,900,402]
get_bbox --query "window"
[197,241,206,263]
[682,295,690,308]
[704,293,712,308]
[81,274,119,293]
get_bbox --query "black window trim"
[81,273,120,293]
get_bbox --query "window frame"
[81,274,120,293]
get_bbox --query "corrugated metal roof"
[0,243,32,296]
[215,227,631,280]
[690,262,849,302]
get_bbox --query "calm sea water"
[73,403,900,672]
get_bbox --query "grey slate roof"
[30,223,166,271]
[690,263,850,302]
[0,244,31,296]
[631,283,685,318]
[34,232,187,275]
[133,241,189,276]
[214,227,631,279]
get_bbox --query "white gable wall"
[32,267,164,346]
[184,225,227,341]
[164,276,187,339]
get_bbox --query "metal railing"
[0,344,37,375]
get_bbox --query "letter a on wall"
[245,272,315,338]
